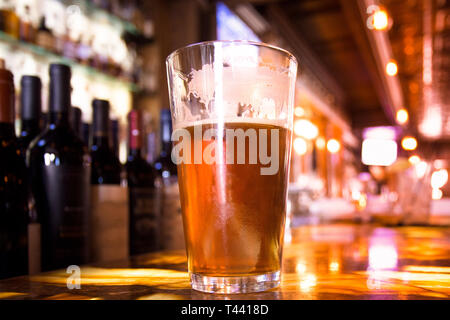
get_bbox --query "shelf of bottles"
[0,0,155,128]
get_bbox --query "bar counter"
[1,223,449,300]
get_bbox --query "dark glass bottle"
[19,5,35,42]
[127,110,160,255]
[70,106,83,142]
[154,109,177,180]
[35,16,54,53]
[89,99,127,263]
[90,99,122,185]
[0,61,29,279]
[18,75,41,157]
[28,64,91,272]
[154,109,184,250]
[0,1,19,38]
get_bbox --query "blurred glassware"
[365,159,434,226]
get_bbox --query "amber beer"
[176,121,291,277]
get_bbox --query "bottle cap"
[92,99,110,136]
[20,75,42,120]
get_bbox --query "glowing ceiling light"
[431,169,448,189]
[373,9,389,30]
[386,60,398,76]
[315,137,326,150]
[294,106,305,117]
[408,155,421,165]
[294,119,319,140]
[293,137,308,155]
[362,139,397,166]
[396,109,409,124]
[327,139,341,154]
[401,136,418,151]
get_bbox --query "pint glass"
[166,41,297,293]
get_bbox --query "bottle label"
[129,187,161,254]
[90,185,128,263]
[42,164,91,270]
[160,178,185,251]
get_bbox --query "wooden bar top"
[1,223,449,300]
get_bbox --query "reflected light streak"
[329,261,340,273]
[299,274,317,292]
[368,244,398,270]
[296,261,307,275]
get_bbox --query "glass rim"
[165,40,298,67]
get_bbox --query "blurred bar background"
[0,0,449,280]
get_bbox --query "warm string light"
[294,119,319,140]
[294,106,305,117]
[408,155,421,165]
[401,136,418,151]
[315,137,326,150]
[396,109,409,124]
[366,5,392,31]
[293,137,308,156]
[386,60,398,76]
[327,139,341,154]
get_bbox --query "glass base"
[190,271,280,294]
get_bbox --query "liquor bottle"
[70,106,83,142]
[154,109,184,250]
[90,99,128,263]
[28,64,91,272]
[35,17,55,52]
[90,99,122,185]
[19,5,35,43]
[0,0,19,38]
[0,59,29,279]
[154,109,177,178]
[127,110,160,255]
[18,75,41,157]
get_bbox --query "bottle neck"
[49,72,71,116]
